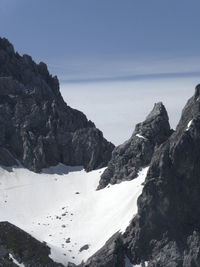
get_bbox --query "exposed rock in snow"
[79,244,89,252]
[98,102,172,189]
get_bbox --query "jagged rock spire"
[97,102,172,189]
[123,85,200,266]
[146,102,168,120]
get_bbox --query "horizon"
[61,77,198,145]
[1,0,200,144]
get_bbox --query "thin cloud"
[49,55,200,84]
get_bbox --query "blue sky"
[1,1,200,144]
[1,0,200,82]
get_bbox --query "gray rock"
[82,232,125,267]
[79,244,89,252]
[183,231,200,267]
[84,85,200,267]
[0,221,64,266]
[0,38,114,172]
[0,147,17,166]
[123,85,200,266]
[98,102,172,189]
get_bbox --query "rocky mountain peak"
[194,83,200,98]
[97,102,172,189]
[123,86,200,267]
[0,38,14,54]
[145,102,168,121]
[0,37,114,172]
[174,85,200,137]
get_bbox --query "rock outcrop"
[0,38,114,172]
[98,102,172,189]
[123,85,200,266]
[0,221,64,266]
[84,86,200,267]
[78,233,125,267]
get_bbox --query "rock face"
[123,85,200,266]
[80,233,125,267]
[98,102,172,189]
[83,86,200,267]
[0,38,114,172]
[0,221,64,266]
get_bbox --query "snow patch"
[0,164,148,266]
[9,254,25,267]
[137,262,148,267]
[125,259,149,267]
[186,120,193,131]
[136,134,146,140]
[8,94,15,98]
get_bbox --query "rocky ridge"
[123,84,200,267]
[0,38,114,172]
[98,102,172,189]
[81,85,200,267]
[0,221,64,266]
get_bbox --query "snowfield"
[0,164,148,266]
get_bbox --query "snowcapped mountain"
[1,38,200,267]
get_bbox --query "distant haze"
[61,77,199,145]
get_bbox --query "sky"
[61,78,198,145]
[1,0,200,144]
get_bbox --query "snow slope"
[0,164,148,266]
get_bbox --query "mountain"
[1,37,200,267]
[82,85,200,267]
[0,38,114,172]
[123,85,200,267]
[98,102,172,189]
